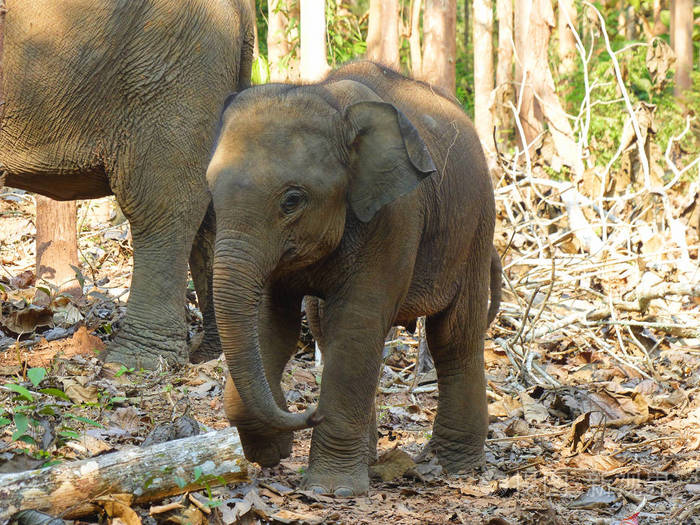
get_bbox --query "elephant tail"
[237,0,255,90]
[487,248,502,326]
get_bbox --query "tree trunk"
[557,0,576,76]
[513,0,531,86]
[409,0,423,76]
[621,5,637,40]
[496,0,513,88]
[495,0,514,145]
[517,0,582,177]
[422,0,457,94]
[473,0,494,157]
[367,0,400,69]
[0,427,248,520]
[35,197,81,298]
[464,0,470,48]
[641,0,667,38]
[299,0,330,82]
[671,0,693,96]
[268,0,295,81]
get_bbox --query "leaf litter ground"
[1,187,699,524]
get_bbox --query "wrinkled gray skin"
[209,61,500,496]
[0,0,253,368]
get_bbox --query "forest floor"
[1,184,699,525]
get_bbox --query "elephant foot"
[239,430,293,468]
[188,331,222,363]
[100,334,187,370]
[301,465,369,498]
[422,426,485,473]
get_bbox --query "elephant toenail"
[309,485,327,495]
[333,487,354,498]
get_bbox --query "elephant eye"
[281,188,307,215]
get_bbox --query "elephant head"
[207,82,436,432]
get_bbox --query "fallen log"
[0,427,248,522]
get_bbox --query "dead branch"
[0,427,248,521]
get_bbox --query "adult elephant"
[0,0,254,368]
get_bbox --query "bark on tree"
[421,0,457,93]
[671,0,693,96]
[299,0,330,81]
[557,0,576,76]
[464,0,470,49]
[641,0,667,38]
[35,197,81,298]
[409,0,423,76]
[495,0,514,144]
[268,0,296,81]
[496,0,513,88]
[516,0,582,177]
[473,0,495,157]
[0,428,248,520]
[367,0,400,69]
[513,0,531,85]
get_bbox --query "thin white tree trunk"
[671,0,693,95]
[409,0,423,76]
[421,0,457,93]
[474,0,495,157]
[496,0,513,88]
[268,0,293,81]
[299,0,330,82]
[513,0,532,87]
[367,0,400,69]
[557,0,576,76]
[518,0,582,177]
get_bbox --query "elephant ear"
[211,92,240,156]
[343,101,437,223]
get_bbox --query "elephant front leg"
[301,306,387,497]
[189,202,222,363]
[223,292,301,466]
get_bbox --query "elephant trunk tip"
[304,406,324,427]
[273,405,323,431]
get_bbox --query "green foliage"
[562,31,699,169]
[325,0,367,67]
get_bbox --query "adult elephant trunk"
[213,234,319,432]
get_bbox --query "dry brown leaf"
[9,270,36,289]
[369,447,416,482]
[110,407,142,434]
[65,434,113,456]
[568,412,591,452]
[94,494,141,525]
[62,377,99,404]
[164,506,204,525]
[271,509,324,525]
[646,37,675,91]
[1,304,53,334]
[520,392,549,424]
[566,453,623,472]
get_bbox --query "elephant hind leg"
[423,261,490,472]
[189,201,222,363]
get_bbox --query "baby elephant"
[208,61,500,496]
